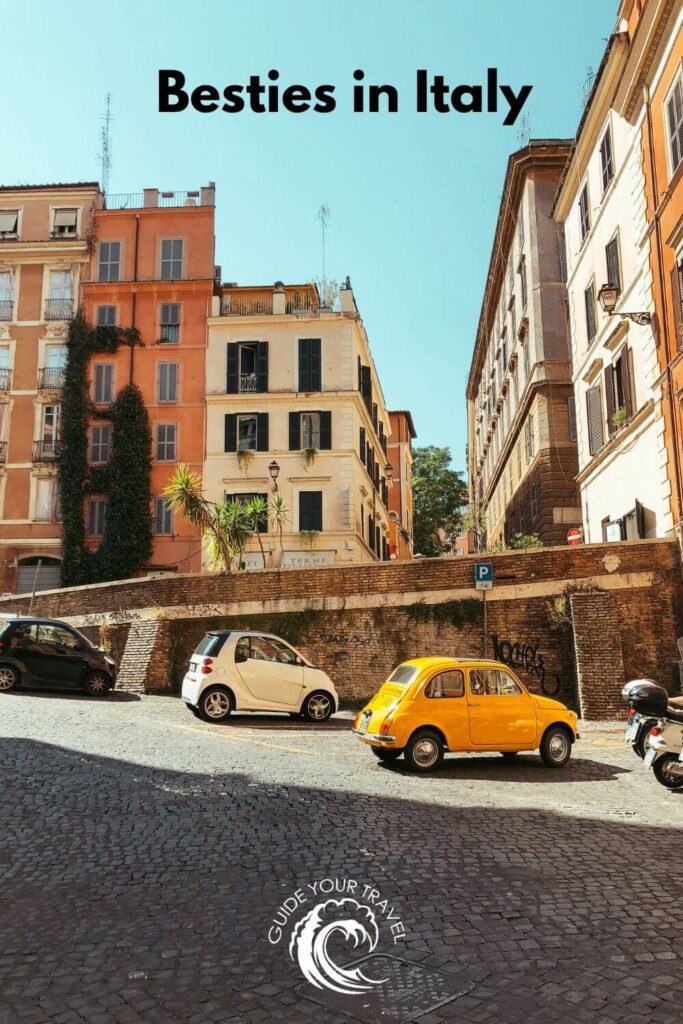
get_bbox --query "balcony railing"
[239,372,258,393]
[0,299,13,321]
[159,324,179,344]
[222,296,273,317]
[104,188,209,210]
[0,441,6,464]
[286,292,317,314]
[0,369,11,391]
[44,298,73,321]
[33,440,61,462]
[37,367,65,390]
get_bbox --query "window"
[34,478,59,522]
[299,490,323,531]
[600,127,614,192]
[49,270,72,300]
[225,492,268,533]
[52,208,78,237]
[0,271,12,302]
[530,482,539,518]
[87,498,107,537]
[98,241,120,283]
[36,624,82,650]
[509,299,517,339]
[301,412,320,449]
[672,258,683,349]
[289,411,331,451]
[298,338,322,391]
[518,206,524,248]
[245,635,299,665]
[666,73,683,175]
[160,303,180,343]
[425,670,464,698]
[567,396,577,441]
[160,239,183,280]
[585,281,597,342]
[586,384,604,456]
[96,305,116,327]
[518,256,528,310]
[524,415,535,462]
[93,363,113,404]
[226,341,269,394]
[237,414,257,451]
[0,210,18,238]
[605,346,634,434]
[605,236,621,290]
[46,345,67,369]
[89,424,111,464]
[579,184,590,241]
[522,335,530,377]
[154,497,173,536]
[156,423,177,461]
[41,405,60,444]
[470,668,522,696]
[157,361,178,402]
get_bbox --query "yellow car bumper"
[352,729,397,746]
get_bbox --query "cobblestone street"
[2,690,683,1024]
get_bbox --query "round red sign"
[567,528,583,546]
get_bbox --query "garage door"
[16,561,62,594]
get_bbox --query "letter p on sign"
[475,562,494,591]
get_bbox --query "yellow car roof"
[398,657,509,671]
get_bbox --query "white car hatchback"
[181,630,339,724]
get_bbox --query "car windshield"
[387,664,419,686]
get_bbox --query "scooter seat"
[664,704,683,721]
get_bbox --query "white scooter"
[645,714,683,789]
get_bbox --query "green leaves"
[411,446,468,557]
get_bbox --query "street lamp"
[597,283,652,326]
[268,460,280,492]
[385,462,394,483]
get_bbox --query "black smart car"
[0,616,117,696]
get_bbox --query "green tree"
[411,446,468,557]
[58,312,91,587]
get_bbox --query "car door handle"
[469,702,481,707]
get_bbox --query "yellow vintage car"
[353,657,579,772]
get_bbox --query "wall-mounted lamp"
[598,283,652,326]
[385,462,394,483]
[268,460,280,492]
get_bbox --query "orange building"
[387,410,416,559]
[82,185,216,573]
[635,0,683,538]
[0,182,100,593]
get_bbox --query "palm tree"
[244,495,269,569]
[269,494,289,564]
[165,466,234,571]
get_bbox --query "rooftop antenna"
[318,204,330,304]
[583,66,595,105]
[517,111,530,149]
[99,93,112,199]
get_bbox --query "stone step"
[116,620,161,693]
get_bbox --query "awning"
[0,211,18,233]
[53,209,77,227]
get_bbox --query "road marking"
[159,718,321,755]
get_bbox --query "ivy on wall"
[58,311,152,586]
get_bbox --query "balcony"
[222,296,273,317]
[0,368,11,391]
[33,440,61,462]
[239,372,258,393]
[159,324,179,344]
[0,299,13,321]
[104,185,215,210]
[0,442,6,464]
[37,368,65,391]
[44,298,73,321]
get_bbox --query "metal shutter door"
[16,563,61,594]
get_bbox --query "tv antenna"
[99,93,112,198]
[517,112,530,148]
[583,67,595,104]
[319,204,330,298]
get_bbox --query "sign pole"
[475,561,494,658]
[483,587,487,658]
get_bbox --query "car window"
[425,670,464,698]
[11,624,38,647]
[235,637,250,663]
[37,625,81,649]
[195,634,227,657]
[470,668,522,696]
[250,636,299,665]
[388,664,419,686]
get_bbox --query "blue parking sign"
[475,562,494,590]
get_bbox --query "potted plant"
[303,447,317,469]
[299,529,319,551]
[613,407,627,430]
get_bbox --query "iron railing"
[103,193,144,209]
[221,296,273,317]
[33,440,61,462]
[0,299,13,321]
[0,442,6,464]
[159,324,179,344]
[159,190,201,207]
[105,189,203,210]
[286,292,317,314]
[37,368,65,390]
[239,372,258,393]
[0,369,11,390]
[44,299,73,321]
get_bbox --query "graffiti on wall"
[491,634,562,696]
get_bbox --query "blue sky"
[3,0,614,467]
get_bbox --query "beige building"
[466,141,582,548]
[204,278,394,568]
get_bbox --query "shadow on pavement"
[376,751,630,783]
[4,688,141,703]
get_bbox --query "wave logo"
[288,897,388,995]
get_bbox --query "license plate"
[624,719,639,742]
[358,711,371,734]
[644,748,657,768]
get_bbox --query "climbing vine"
[58,310,150,586]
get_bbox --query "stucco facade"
[387,409,416,559]
[0,182,100,593]
[553,0,674,544]
[204,280,393,567]
[466,141,581,549]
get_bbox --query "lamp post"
[597,283,652,326]
[268,460,280,493]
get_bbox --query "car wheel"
[0,665,19,692]
[372,747,402,762]
[199,687,233,723]
[404,729,444,773]
[302,691,333,722]
[83,671,111,696]
[653,753,683,790]
[540,727,572,768]
[500,751,519,759]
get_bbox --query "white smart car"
[181,630,339,724]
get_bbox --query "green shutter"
[257,341,268,393]
[257,413,269,452]
[298,338,310,391]
[289,412,300,451]
[224,414,237,452]
[320,411,332,450]
[310,339,321,391]
[227,344,238,393]
[359,426,366,461]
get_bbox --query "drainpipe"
[130,214,140,384]
[644,86,683,548]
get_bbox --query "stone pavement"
[1,691,683,1024]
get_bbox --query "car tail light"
[627,708,636,718]
[650,725,662,737]
[201,657,214,675]
[379,718,392,736]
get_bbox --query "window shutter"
[168,363,178,401]
[585,284,596,341]
[671,264,683,350]
[359,426,366,462]
[623,345,635,419]
[224,414,237,452]
[227,343,238,393]
[298,338,310,391]
[310,338,321,391]
[158,362,168,401]
[586,385,604,456]
[360,365,372,411]
[320,411,332,450]
[604,365,616,435]
[606,238,621,289]
[257,341,268,393]
[289,412,300,451]
[256,413,269,452]
[299,491,323,531]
